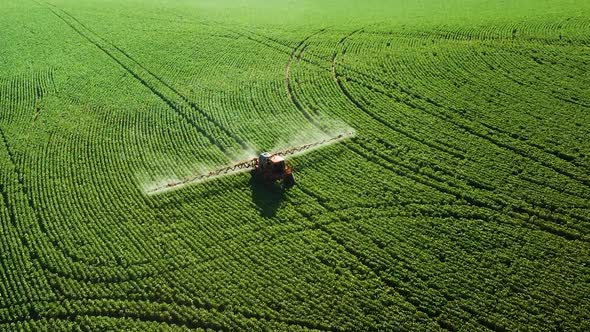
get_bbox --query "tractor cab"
[252,152,295,188]
[269,155,286,174]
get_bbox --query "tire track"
[2,146,358,332]
[345,70,590,189]
[0,126,59,303]
[348,138,588,240]
[5,241,339,332]
[338,32,590,186]
[0,176,18,229]
[342,75,587,208]
[42,3,244,157]
[0,126,181,283]
[241,26,590,185]
[330,31,589,235]
[408,40,590,168]
[331,38,466,159]
[40,198,459,331]
[11,6,589,330]
[290,188,468,331]
[356,56,590,202]
[282,28,587,240]
[330,73,588,239]
[285,29,327,131]
[292,182,567,332]
[50,6,250,153]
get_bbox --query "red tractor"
[251,152,295,188]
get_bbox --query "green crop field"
[1,0,590,330]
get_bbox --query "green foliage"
[0,0,589,331]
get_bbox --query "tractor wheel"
[251,168,262,181]
[283,174,295,188]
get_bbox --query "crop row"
[1,2,589,330]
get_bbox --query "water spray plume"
[144,130,355,195]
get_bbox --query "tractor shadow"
[248,177,286,218]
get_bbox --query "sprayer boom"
[145,131,353,194]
